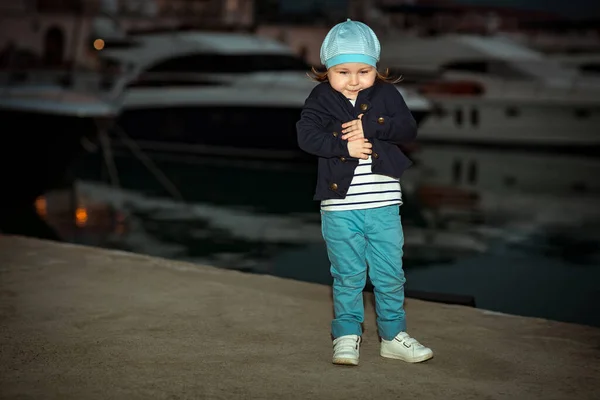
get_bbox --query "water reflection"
[36,145,600,328]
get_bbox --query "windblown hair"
[307,66,403,84]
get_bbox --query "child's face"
[327,62,377,100]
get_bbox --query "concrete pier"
[1,235,599,399]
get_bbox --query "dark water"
[38,146,600,328]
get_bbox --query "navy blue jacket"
[296,81,417,201]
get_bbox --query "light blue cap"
[320,18,381,69]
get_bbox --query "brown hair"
[307,66,403,84]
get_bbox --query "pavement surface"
[1,235,599,399]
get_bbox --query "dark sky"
[280,0,600,19]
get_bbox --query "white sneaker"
[332,335,361,366]
[380,332,433,363]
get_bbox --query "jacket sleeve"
[362,85,417,145]
[296,95,351,159]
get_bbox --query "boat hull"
[107,105,430,163]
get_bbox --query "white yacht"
[97,30,432,164]
[380,34,600,150]
[379,34,600,196]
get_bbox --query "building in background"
[0,0,255,70]
[1,0,597,71]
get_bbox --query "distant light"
[35,196,47,218]
[75,207,88,227]
[93,39,105,51]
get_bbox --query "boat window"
[432,104,447,118]
[452,160,462,184]
[580,62,600,75]
[386,67,438,84]
[454,108,463,126]
[470,108,479,126]
[468,161,477,184]
[505,107,520,117]
[574,108,591,119]
[442,61,489,74]
[145,54,310,73]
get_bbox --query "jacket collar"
[327,80,380,101]
[355,81,380,102]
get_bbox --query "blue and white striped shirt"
[320,99,402,212]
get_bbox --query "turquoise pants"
[321,205,406,341]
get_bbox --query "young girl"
[296,19,433,366]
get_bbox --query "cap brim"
[325,54,378,69]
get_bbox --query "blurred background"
[1,0,599,327]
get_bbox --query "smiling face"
[327,62,377,100]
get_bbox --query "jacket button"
[333,131,339,137]
[377,117,385,124]
[372,152,379,159]
[360,103,368,111]
[329,183,338,191]
[339,156,346,162]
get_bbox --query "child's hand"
[347,138,372,160]
[341,114,364,141]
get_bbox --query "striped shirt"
[320,99,402,212]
